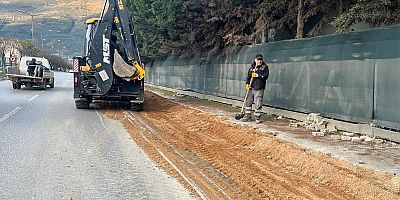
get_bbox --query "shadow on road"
[13,86,72,92]
[50,86,72,92]
[90,101,131,110]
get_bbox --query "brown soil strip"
[104,92,400,199]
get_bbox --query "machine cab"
[84,18,100,57]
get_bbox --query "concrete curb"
[146,83,400,143]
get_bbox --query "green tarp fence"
[146,25,400,131]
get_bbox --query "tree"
[125,0,399,60]
[333,0,400,32]
[18,40,39,56]
[126,0,183,60]
[296,0,305,39]
[37,51,72,71]
[0,38,21,68]
[0,39,72,70]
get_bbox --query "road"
[0,72,193,199]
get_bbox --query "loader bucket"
[113,51,138,79]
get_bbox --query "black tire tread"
[131,103,144,111]
[75,100,90,109]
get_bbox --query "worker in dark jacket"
[241,54,269,123]
[27,58,37,76]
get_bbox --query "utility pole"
[82,0,88,17]
[63,47,66,58]
[16,9,41,46]
[41,33,44,49]
[31,15,34,45]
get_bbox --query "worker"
[27,58,37,76]
[240,54,269,123]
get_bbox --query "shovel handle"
[240,76,254,113]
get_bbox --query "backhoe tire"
[75,99,90,109]
[131,103,143,111]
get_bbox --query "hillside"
[0,0,103,57]
[0,0,102,21]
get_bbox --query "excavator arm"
[86,0,144,95]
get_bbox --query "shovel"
[235,76,254,120]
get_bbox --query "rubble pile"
[289,113,336,136]
[288,113,388,144]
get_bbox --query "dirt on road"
[104,92,400,200]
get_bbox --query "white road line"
[96,110,108,130]
[0,106,23,123]
[27,95,39,102]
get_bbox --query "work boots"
[240,114,252,122]
[241,115,262,123]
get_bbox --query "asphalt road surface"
[0,72,193,199]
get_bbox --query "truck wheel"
[16,82,21,89]
[131,103,144,111]
[49,80,54,88]
[41,80,47,90]
[12,82,17,89]
[75,99,90,109]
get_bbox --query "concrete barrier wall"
[146,25,400,131]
